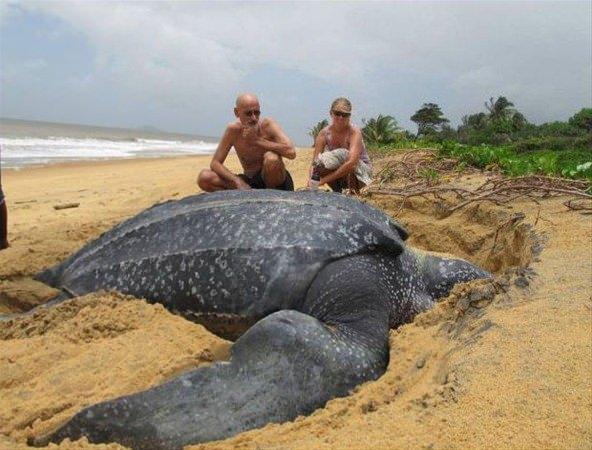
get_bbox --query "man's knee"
[263,151,282,168]
[197,169,216,191]
[196,169,208,186]
[262,153,286,187]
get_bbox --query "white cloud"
[1,58,47,83]
[26,3,243,104]
[0,0,22,26]
[3,1,591,138]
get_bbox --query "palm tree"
[485,96,515,121]
[361,115,400,144]
[308,119,329,145]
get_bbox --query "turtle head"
[416,250,492,300]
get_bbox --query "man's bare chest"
[233,132,273,157]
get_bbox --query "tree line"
[308,96,591,152]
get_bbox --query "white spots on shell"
[363,233,376,244]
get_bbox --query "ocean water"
[0,118,219,169]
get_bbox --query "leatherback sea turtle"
[32,190,489,450]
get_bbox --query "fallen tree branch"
[364,174,591,215]
[53,203,80,210]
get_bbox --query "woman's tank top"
[324,127,372,167]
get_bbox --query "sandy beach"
[0,149,590,449]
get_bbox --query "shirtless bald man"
[197,93,296,191]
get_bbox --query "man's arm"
[210,125,251,190]
[320,129,363,186]
[255,119,296,159]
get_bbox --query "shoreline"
[1,153,214,173]
[0,147,314,174]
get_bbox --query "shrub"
[438,141,591,181]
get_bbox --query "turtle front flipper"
[31,261,393,450]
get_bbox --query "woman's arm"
[319,128,362,186]
[308,130,327,185]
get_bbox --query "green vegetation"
[410,103,449,137]
[569,108,592,132]
[417,167,440,184]
[438,141,592,181]
[308,119,329,144]
[361,115,403,145]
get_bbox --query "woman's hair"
[330,97,352,113]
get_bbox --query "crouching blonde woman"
[308,97,373,193]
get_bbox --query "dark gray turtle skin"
[32,190,489,450]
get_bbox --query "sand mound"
[368,193,540,273]
[0,292,230,446]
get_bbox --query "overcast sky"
[1,1,590,145]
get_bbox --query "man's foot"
[0,240,9,251]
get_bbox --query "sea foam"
[0,136,218,169]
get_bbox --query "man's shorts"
[0,184,5,205]
[238,170,294,191]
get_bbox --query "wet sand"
[0,149,590,449]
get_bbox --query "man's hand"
[241,125,259,146]
[234,177,252,190]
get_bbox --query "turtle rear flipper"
[31,259,392,450]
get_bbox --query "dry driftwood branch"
[563,199,592,212]
[474,175,589,193]
[447,184,591,212]
[366,156,591,214]
[53,203,80,210]
[366,148,592,216]
[375,150,466,188]
[14,200,38,205]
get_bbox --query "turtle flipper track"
[31,307,390,450]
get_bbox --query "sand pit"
[0,149,590,449]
